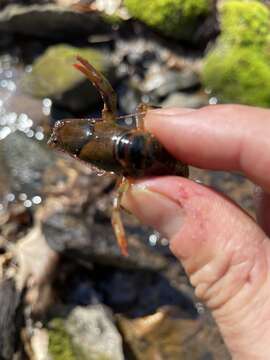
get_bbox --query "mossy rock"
[202,46,270,107]
[47,306,124,360]
[202,0,270,106]
[124,0,213,41]
[22,45,113,112]
[219,0,270,47]
[48,319,79,360]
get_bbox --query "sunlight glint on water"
[0,54,48,142]
[0,54,47,209]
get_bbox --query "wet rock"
[48,305,124,360]
[67,280,102,306]
[162,92,208,109]
[0,4,111,39]
[0,279,23,360]
[141,65,200,98]
[21,44,114,112]
[43,210,168,270]
[0,89,51,132]
[118,306,230,360]
[96,268,196,317]
[0,129,92,212]
[0,0,52,11]
[190,167,254,215]
[0,131,54,198]
[0,53,51,139]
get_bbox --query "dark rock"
[161,92,208,109]
[0,132,54,197]
[0,4,111,40]
[96,268,196,318]
[43,210,168,270]
[67,281,102,306]
[0,279,23,360]
[0,0,52,11]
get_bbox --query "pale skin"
[122,104,270,359]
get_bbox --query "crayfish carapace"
[48,56,189,256]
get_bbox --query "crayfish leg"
[135,103,161,130]
[74,56,117,121]
[135,103,149,131]
[111,177,130,257]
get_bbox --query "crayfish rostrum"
[48,56,189,256]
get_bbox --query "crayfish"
[48,56,189,256]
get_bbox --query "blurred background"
[0,0,265,358]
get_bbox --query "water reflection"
[0,53,47,141]
[4,192,43,211]
[0,53,48,210]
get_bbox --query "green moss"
[48,318,112,360]
[101,12,123,25]
[202,46,270,107]
[22,44,108,98]
[124,0,212,41]
[48,319,77,360]
[202,0,270,106]
[219,0,270,47]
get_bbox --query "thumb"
[122,176,270,359]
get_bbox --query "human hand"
[122,104,270,360]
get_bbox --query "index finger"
[145,104,270,192]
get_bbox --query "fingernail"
[122,185,185,239]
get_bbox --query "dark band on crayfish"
[114,130,189,178]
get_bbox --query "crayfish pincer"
[48,56,189,256]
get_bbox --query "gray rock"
[43,210,168,271]
[161,92,208,109]
[0,131,55,197]
[0,4,110,39]
[141,66,200,98]
[0,279,23,360]
[65,305,124,360]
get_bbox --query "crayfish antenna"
[74,56,117,120]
